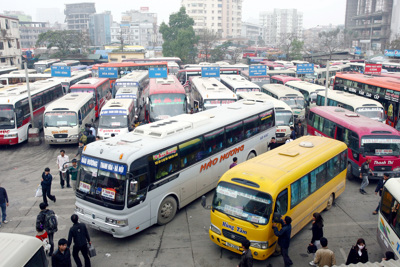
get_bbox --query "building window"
[8,41,12,48]
[0,58,5,63]
[0,42,3,50]
[12,21,17,28]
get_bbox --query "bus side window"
[275,189,288,216]
[78,111,82,122]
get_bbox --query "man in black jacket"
[41,167,56,205]
[52,238,72,267]
[67,214,91,267]
[373,173,390,215]
[36,202,57,256]
[237,239,253,267]
[273,216,293,267]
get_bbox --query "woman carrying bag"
[309,213,324,266]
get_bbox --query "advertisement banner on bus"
[149,67,168,78]
[99,67,118,78]
[249,65,267,77]
[51,66,71,77]
[296,63,314,74]
[354,47,361,55]
[201,67,220,78]
[364,64,382,75]
[384,50,395,57]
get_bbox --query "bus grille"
[54,134,68,138]
[222,229,247,243]
[374,166,391,172]
[276,133,285,137]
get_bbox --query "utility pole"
[24,62,34,128]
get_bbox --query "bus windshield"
[0,105,15,129]
[204,99,236,109]
[44,111,77,127]
[149,93,186,121]
[212,181,273,225]
[280,97,304,109]
[355,107,385,122]
[236,88,260,93]
[99,115,128,128]
[78,164,126,208]
[276,110,293,126]
[361,136,400,156]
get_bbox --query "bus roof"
[83,100,274,165]
[190,77,237,100]
[45,93,94,113]
[70,77,109,89]
[148,75,185,95]
[91,62,168,70]
[237,92,292,110]
[285,81,326,92]
[0,233,44,267]
[335,73,400,90]
[317,90,383,108]
[34,59,60,65]
[271,75,301,82]
[309,106,399,136]
[218,136,347,193]
[262,84,304,98]
[220,75,260,89]
[100,99,134,115]
[384,178,400,198]
[117,70,148,82]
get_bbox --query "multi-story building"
[390,0,400,41]
[260,9,303,45]
[19,22,54,49]
[345,0,393,52]
[181,0,243,39]
[0,15,21,67]
[64,2,96,32]
[89,11,112,46]
[241,22,265,45]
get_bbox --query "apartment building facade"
[0,15,21,67]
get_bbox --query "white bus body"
[98,99,135,139]
[316,90,385,122]
[262,83,306,121]
[114,70,149,99]
[189,77,237,110]
[55,70,92,94]
[34,59,61,73]
[285,80,326,109]
[44,93,95,144]
[220,74,260,94]
[237,91,294,143]
[75,100,276,238]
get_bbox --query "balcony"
[352,11,389,20]
[350,22,387,30]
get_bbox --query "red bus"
[91,62,168,79]
[177,68,241,88]
[69,78,111,118]
[139,75,187,122]
[333,73,400,129]
[261,61,285,70]
[308,106,400,179]
[270,75,301,85]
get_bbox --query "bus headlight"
[45,135,52,139]
[250,241,268,250]
[75,206,84,214]
[105,217,128,227]
[5,133,17,138]
[393,167,400,172]
[69,135,79,138]
[210,224,221,235]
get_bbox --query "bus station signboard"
[51,66,71,77]
[296,63,314,74]
[249,65,267,77]
[149,67,168,78]
[99,67,118,78]
[201,67,220,78]
[364,64,382,75]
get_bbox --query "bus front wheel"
[157,196,177,225]
[247,152,256,160]
[325,194,335,210]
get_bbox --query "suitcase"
[87,243,96,257]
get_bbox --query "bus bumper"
[208,228,273,260]
[45,136,79,144]
[0,136,18,145]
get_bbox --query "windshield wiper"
[224,213,235,221]
[245,220,259,228]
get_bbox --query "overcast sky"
[1,0,346,28]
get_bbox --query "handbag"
[307,244,317,254]
[35,185,42,197]
[87,243,96,257]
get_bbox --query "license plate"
[376,173,383,176]
[57,139,66,142]
[225,241,239,250]
[277,138,282,141]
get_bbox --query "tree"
[289,39,304,60]
[159,7,199,64]
[36,30,90,57]
[389,34,400,49]
[210,41,231,62]
[278,33,299,60]
[318,28,341,60]
[197,29,218,62]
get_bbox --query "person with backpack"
[67,214,91,267]
[36,202,58,256]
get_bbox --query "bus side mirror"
[129,180,138,194]
[201,195,211,210]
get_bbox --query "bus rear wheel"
[247,152,256,160]
[157,196,177,225]
[325,194,334,210]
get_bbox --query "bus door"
[386,100,399,128]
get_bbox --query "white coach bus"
[189,76,237,111]
[75,100,276,237]
[220,74,261,94]
[285,81,326,109]
[44,93,95,144]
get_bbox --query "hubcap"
[161,202,172,218]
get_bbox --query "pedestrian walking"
[230,157,238,169]
[57,150,70,189]
[309,212,324,266]
[52,238,72,267]
[41,167,56,205]
[359,157,373,194]
[313,237,336,267]
[373,173,390,215]
[86,130,96,144]
[36,202,58,256]
[67,214,91,267]
[89,124,96,137]
[290,126,296,141]
[268,137,279,150]
[237,239,253,267]
[295,121,304,138]
[345,238,369,265]
[68,159,78,192]
[273,216,293,267]
[0,183,9,227]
